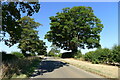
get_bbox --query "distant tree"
[48,45,60,56]
[48,49,55,56]
[50,45,60,54]
[45,6,104,55]
[1,1,40,47]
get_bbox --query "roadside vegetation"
[49,45,120,78]
[1,1,119,79]
[1,51,42,79]
[58,58,118,78]
[1,2,46,79]
[50,45,120,66]
[83,45,120,66]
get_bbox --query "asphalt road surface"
[31,57,107,79]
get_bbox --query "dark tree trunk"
[71,46,78,57]
[72,48,77,54]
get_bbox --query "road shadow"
[31,60,69,77]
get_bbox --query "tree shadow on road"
[31,60,69,77]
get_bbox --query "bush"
[94,48,112,64]
[1,56,41,79]
[11,52,24,58]
[84,48,113,64]
[92,59,100,64]
[61,52,73,58]
[1,51,18,62]
[84,51,95,62]
[112,45,120,63]
[74,50,82,59]
[57,53,62,57]
[48,52,55,56]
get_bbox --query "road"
[31,57,107,79]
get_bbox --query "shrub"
[11,52,24,58]
[84,48,113,64]
[84,51,95,62]
[1,56,41,79]
[48,52,55,56]
[112,45,120,63]
[1,51,18,62]
[92,59,100,64]
[58,53,62,57]
[74,50,82,59]
[94,48,112,64]
[61,52,73,58]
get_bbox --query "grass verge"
[1,56,42,79]
[57,58,118,78]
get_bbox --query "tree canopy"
[17,16,47,56]
[45,6,104,54]
[1,2,40,47]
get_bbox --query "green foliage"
[84,47,117,64]
[1,51,18,61]
[84,51,95,62]
[58,53,62,57]
[11,52,24,58]
[2,56,41,79]
[48,51,55,56]
[17,16,47,56]
[45,6,104,55]
[74,50,82,59]
[47,45,60,57]
[112,45,120,63]
[37,41,47,55]
[2,2,40,47]
[29,53,36,56]
[92,59,100,64]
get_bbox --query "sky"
[0,2,118,54]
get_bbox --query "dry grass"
[0,56,41,79]
[57,58,118,78]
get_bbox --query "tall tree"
[1,1,40,47]
[45,6,104,54]
[17,16,46,56]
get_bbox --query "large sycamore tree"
[45,6,104,54]
[1,1,40,47]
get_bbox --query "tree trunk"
[71,46,78,58]
[72,48,77,54]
